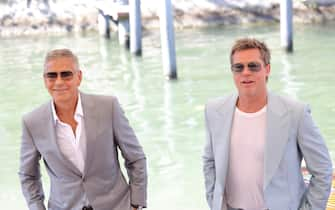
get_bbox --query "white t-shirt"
[225,105,267,210]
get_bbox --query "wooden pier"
[96,0,178,79]
[96,1,130,47]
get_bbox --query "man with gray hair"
[203,38,332,210]
[19,49,147,210]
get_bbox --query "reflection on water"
[0,23,335,209]
[280,54,303,98]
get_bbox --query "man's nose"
[54,75,65,84]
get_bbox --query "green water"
[0,23,334,209]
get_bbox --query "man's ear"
[265,64,271,75]
[77,70,83,84]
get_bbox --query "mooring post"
[129,0,142,56]
[98,9,111,39]
[280,0,293,52]
[118,19,130,49]
[115,0,130,48]
[159,0,177,79]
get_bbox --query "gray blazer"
[19,92,147,210]
[203,92,332,210]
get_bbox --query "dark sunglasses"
[44,71,74,81]
[231,62,262,73]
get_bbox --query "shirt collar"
[51,94,84,125]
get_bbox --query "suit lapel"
[81,93,98,177]
[263,93,290,190]
[216,94,238,190]
[43,102,83,177]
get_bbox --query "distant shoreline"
[1,1,335,37]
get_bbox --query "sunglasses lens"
[248,62,261,72]
[231,64,244,72]
[60,71,74,79]
[45,72,58,79]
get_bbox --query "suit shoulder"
[274,93,306,111]
[81,92,118,104]
[269,93,308,123]
[22,102,50,124]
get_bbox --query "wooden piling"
[280,0,293,52]
[118,19,130,49]
[129,0,142,56]
[98,9,110,39]
[159,0,177,79]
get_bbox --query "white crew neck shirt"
[225,105,267,210]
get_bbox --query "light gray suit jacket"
[203,92,332,210]
[19,92,147,210]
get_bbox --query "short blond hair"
[230,38,271,65]
[44,49,79,71]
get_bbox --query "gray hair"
[44,49,79,71]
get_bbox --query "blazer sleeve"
[18,118,46,210]
[297,105,333,210]
[203,104,215,209]
[111,97,147,208]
